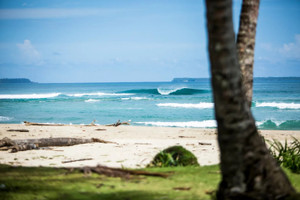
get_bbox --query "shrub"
[148,146,199,167]
[268,137,300,173]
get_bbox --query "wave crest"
[256,120,300,130]
[84,99,100,103]
[121,97,151,101]
[120,88,209,95]
[135,120,216,128]
[256,102,300,109]
[0,93,61,99]
[157,102,213,109]
[67,92,131,97]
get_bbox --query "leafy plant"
[268,137,300,173]
[148,146,199,167]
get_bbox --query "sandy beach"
[0,124,299,169]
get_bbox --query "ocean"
[0,77,299,130]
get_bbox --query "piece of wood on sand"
[0,137,116,153]
[7,129,29,132]
[198,142,212,145]
[105,120,130,127]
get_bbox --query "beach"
[1,124,299,169]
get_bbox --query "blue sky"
[0,0,299,83]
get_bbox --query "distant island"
[0,78,35,83]
[172,78,204,83]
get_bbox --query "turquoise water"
[0,77,299,130]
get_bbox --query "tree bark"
[205,0,295,199]
[237,0,260,107]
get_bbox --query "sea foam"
[67,92,131,97]
[0,116,12,121]
[0,93,61,99]
[157,102,213,109]
[136,120,216,128]
[256,102,300,109]
[84,99,100,103]
[121,97,151,101]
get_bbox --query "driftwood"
[179,136,196,138]
[7,129,29,132]
[95,128,106,131]
[198,142,212,145]
[62,158,93,164]
[0,137,115,153]
[106,120,130,127]
[79,165,170,178]
[24,121,65,126]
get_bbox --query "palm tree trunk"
[205,0,295,199]
[237,0,260,107]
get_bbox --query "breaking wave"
[120,87,209,95]
[255,102,300,109]
[0,92,131,99]
[84,99,100,103]
[0,93,61,99]
[121,97,151,101]
[67,92,131,97]
[256,120,300,130]
[135,120,216,128]
[157,102,213,109]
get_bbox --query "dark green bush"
[148,146,199,167]
[268,137,300,173]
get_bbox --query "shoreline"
[0,124,299,168]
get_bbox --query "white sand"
[0,124,299,168]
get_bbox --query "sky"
[0,0,299,83]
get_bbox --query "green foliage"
[268,137,300,173]
[149,146,199,167]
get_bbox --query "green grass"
[0,164,299,200]
[268,137,300,173]
[0,164,219,200]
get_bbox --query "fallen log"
[80,165,170,178]
[0,137,115,153]
[106,120,130,127]
[7,129,29,132]
[24,121,65,126]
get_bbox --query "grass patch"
[0,164,299,199]
[0,164,219,200]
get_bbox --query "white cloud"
[17,40,44,65]
[279,34,300,60]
